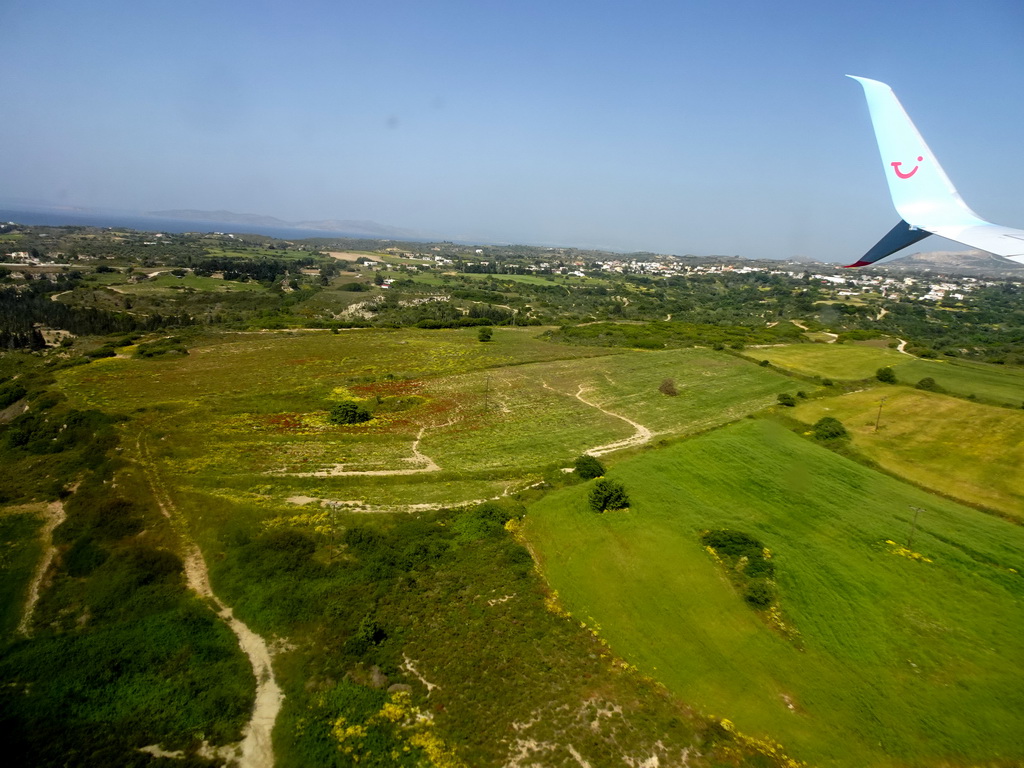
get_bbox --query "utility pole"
[875,397,887,432]
[483,372,490,415]
[907,506,924,549]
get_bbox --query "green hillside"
[524,419,1024,767]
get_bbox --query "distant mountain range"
[147,209,422,239]
[875,249,1024,277]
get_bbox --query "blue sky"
[2,0,1023,260]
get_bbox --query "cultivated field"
[793,387,1024,518]
[890,356,1024,405]
[523,419,1024,768]
[754,343,908,379]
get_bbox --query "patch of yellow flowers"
[884,540,932,563]
[331,690,466,768]
[713,717,807,768]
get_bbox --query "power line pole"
[875,396,887,432]
[907,506,924,549]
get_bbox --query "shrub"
[876,366,896,384]
[0,382,26,409]
[915,376,942,392]
[777,393,796,407]
[477,326,493,342]
[813,416,848,440]
[658,378,678,396]
[700,530,764,560]
[589,479,629,512]
[135,338,188,358]
[743,579,774,609]
[574,454,605,479]
[329,401,371,425]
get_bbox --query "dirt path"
[17,500,66,637]
[895,338,913,356]
[140,438,282,768]
[289,422,447,477]
[792,319,837,342]
[544,382,653,456]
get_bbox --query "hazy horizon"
[3,0,1023,261]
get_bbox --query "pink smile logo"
[891,156,923,179]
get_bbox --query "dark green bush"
[589,479,629,512]
[813,416,848,440]
[574,454,605,479]
[700,530,764,560]
[744,580,774,609]
[329,400,371,424]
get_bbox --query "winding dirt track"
[139,438,282,768]
[292,424,442,477]
[544,382,653,456]
[17,500,66,637]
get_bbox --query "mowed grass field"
[891,357,1024,405]
[793,388,1024,519]
[523,419,1024,768]
[755,343,907,379]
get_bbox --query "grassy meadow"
[890,356,1024,405]
[753,343,908,379]
[58,329,803,519]
[523,418,1024,768]
[793,387,1024,519]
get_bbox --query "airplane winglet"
[842,219,932,268]
[846,75,1024,266]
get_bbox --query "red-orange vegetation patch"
[350,378,425,398]
[266,414,303,431]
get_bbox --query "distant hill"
[877,249,1024,277]
[148,209,420,239]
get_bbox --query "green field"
[891,356,1024,405]
[523,419,1024,767]
[754,343,908,379]
[793,388,1024,518]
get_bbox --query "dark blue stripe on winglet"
[844,219,932,267]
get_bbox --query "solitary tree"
[777,393,796,407]
[589,479,630,512]
[574,454,605,479]
[876,366,897,384]
[477,326,493,342]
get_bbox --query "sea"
[0,209,364,242]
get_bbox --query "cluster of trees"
[191,256,312,282]
[330,401,372,424]
[0,286,192,339]
[0,329,47,351]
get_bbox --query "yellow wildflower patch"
[884,540,933,563]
